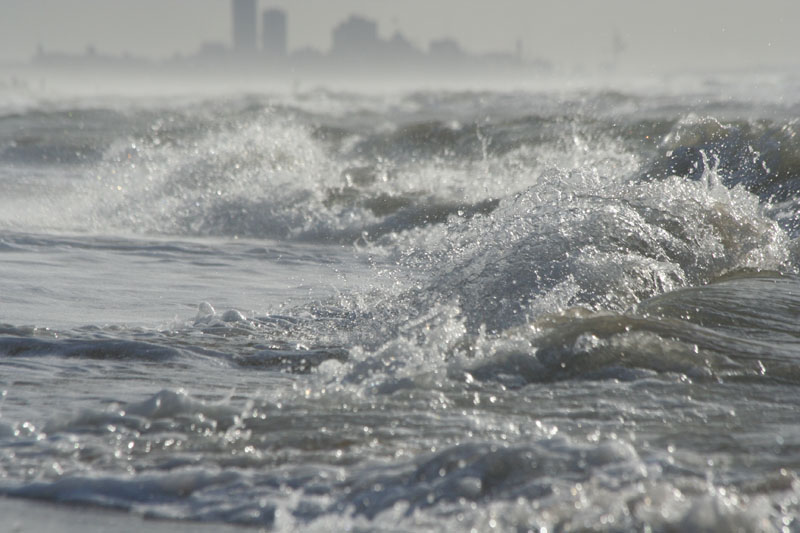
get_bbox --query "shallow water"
[2,75,800,531]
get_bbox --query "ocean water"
[2,74,800,531]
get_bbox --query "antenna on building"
[612,29,626,63]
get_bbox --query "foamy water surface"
[2,75,800,531]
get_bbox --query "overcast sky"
[2,0,799,73]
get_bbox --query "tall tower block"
[262,9,288,58]
[232,0,257,53]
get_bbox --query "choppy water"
[2,74,800,531]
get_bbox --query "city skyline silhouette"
[26,1,549,84]
[3,0,800,76]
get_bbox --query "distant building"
[383,32,423,65]
[331,15,380,58]
[429,38,466,63]
[290,46,325,70]
[198,42,229,60]
[262,9,287,58]
[232,0,257,53]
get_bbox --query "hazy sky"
[2,0,799,73]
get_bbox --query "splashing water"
[1,79,800,531]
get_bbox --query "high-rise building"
[232,0,257,53]
[262,9,287,58]
[331,16,379,58]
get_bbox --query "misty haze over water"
[3,0,800,84]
